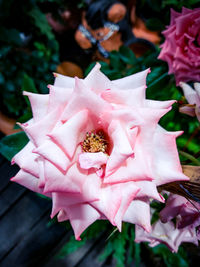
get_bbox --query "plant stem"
[179,150,200,166]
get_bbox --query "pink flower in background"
[158,7,200,85]
[135,219,198,253]
[11,63,188,240]
[179,82,200,121]
[135,194,200,252]
[160,194,200,230]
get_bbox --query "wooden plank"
[44,237,101,267]
[0,161,19,192]
[0,212,70,267]
[0,191,51,261]
[0,182,26,217]
[76,234,114,267]
[0,154,6,166]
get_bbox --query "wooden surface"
[0,150,118,267]
[1,140,199,267]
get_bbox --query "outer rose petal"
[84,62,113,93]
[114,182,140,230]
[123,198,151,232]
[153,129,189,185]
[145,99,176,109]
[112,68,150,90]
[48,85,73,112]
[43,162,85,193]
[23,92,49,121]
[53,72,75,88]
[92,181,139,230]
[51,191,99,219]
[19,108,61,146]
[135,181,164,202]
[12,141,39,178]
[101,86,146,107]
[11,169,51,197]
[66,203,101,240]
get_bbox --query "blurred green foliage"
[136,0,200,32]
[0,0,64,118]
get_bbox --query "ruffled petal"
[43,161,81,193]
[49,109,88,159]
[101,86,146,107]
[124,198,151,232]
[66,203,101,240]
[33,139,70,172]
[19,108,61,146]
[84,62,113,93]
[12,141,39,178]
[114,182,140,230]
[48,85,73,112]
[112,69,150,90]
[79,152,108,170]
[61,77,111,121]
[11,169,51,197]
[106,120,134,176]
[53,73,75,88]
[153,129,189,185]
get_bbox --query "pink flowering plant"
[1,2,200,266]
[158,7,200,85]
[9,63,189,240]
[179,82,200,122]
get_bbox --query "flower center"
[82,131,108,153]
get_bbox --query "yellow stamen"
[82,131,108,153]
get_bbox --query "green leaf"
[119,46,137,65]
[0,132,28,161]
[109,51,124,71]
[21,73,38,94]
[0,27,22,46]
[146,18,165,31]
[150,244,189,267]
[28,7,55,40]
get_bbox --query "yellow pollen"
[82,131,108,153]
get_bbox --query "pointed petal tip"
[53,72,59,78]
[95,62,101,68]
[75,236,81,241]
[10,176,16,182]
[23,91,31,96]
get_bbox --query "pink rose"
[135,193,200,252]
[179,81,200,121]
[160,194,200,230]
[158,7,200,85]
[135,219,198,253]
[11,63,188,240]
